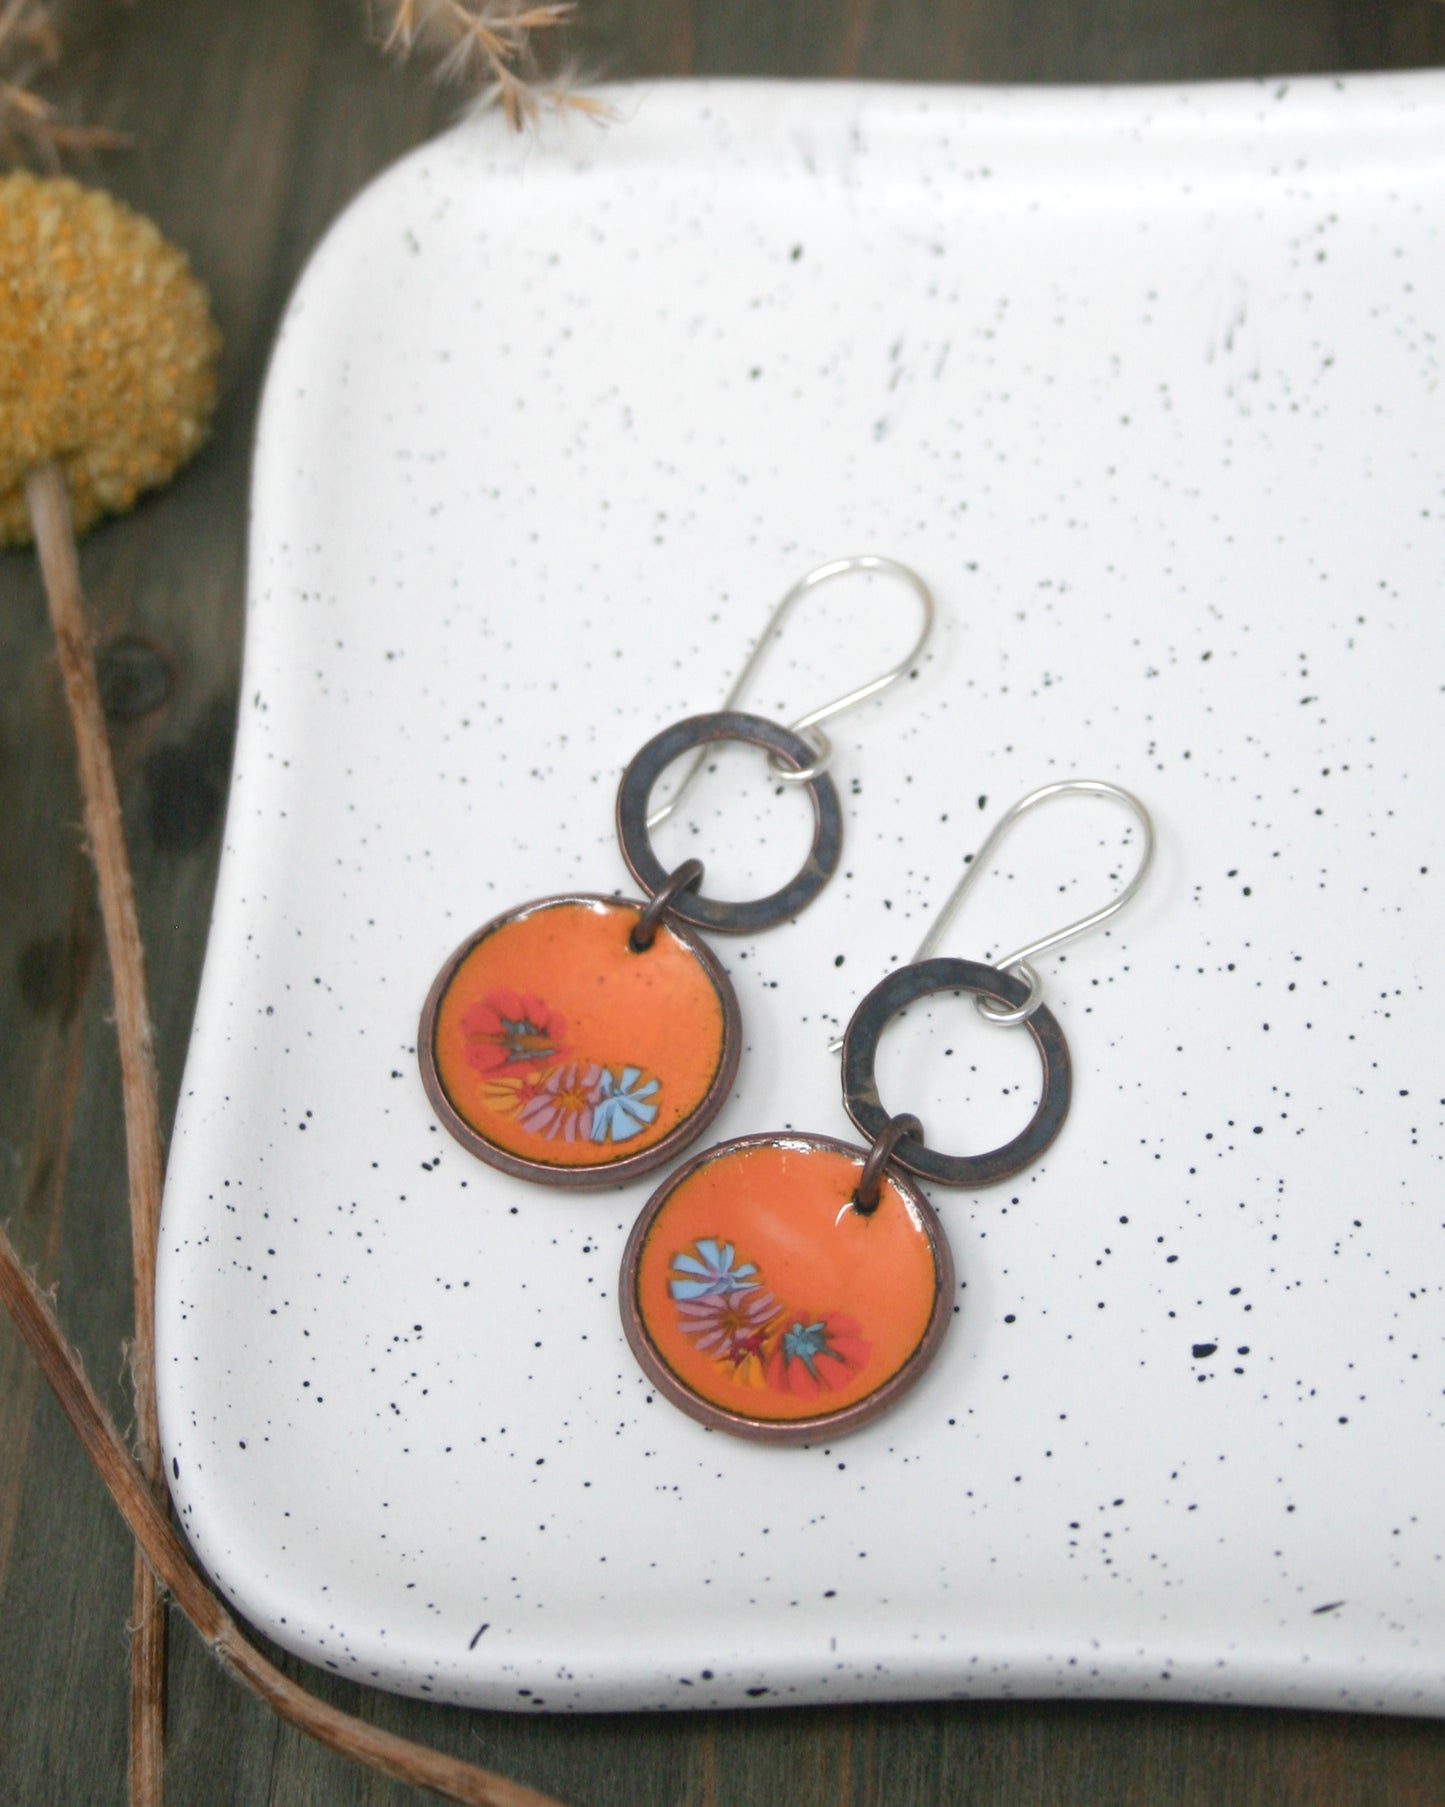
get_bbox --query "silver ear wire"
[914,779,1155,1025]
[646,555,935,829]
[829,779,1154,1049]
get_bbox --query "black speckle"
[1192,1343,1217,1359]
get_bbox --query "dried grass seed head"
[0,0,124,168]
[374,0,608,129]
[0,171,220,546]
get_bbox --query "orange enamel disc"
[621,1133,955,1441]
[419,895,739,1186]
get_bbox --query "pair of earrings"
[418,558,1155,1444]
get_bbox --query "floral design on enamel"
[593,1066,661,1142]
[461,990,570,1074]
[767,1312,870,1397]
[461,992,661,1145]
[669,1239,871,1395]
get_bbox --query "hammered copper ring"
[615,711,843,935]
[841,956,1072,1187]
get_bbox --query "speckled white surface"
[157,76,1445,1714]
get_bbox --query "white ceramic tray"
[158,76,1445,1714]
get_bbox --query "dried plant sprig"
[0,0,127,167]
[26,461,171,1807]
[382,0,574,66]
[0,1226,569,1807]
[481,57,613,132]
[373,0,608,130]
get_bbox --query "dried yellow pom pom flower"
[0,171,220,547]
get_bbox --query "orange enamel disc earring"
[621,780,1155,1438]
[418,558,934,1187]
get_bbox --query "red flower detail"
[461,990,569,1075]
[765,1312,870,1397]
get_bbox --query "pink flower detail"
[517,1062,604,1142]
[675,1287,782,1367]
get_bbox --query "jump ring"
[616,711,843,935]
[853,1113,926,1215]
[841,957,1072,1187]
[630,859,706,951]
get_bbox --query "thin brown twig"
[24,461,167,1807]
[0,1225,568,1807]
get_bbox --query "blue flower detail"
[589,1066,661,1144]
[668,1239,761,1302]
[780,1319,845,1382]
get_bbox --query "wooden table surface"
[4,2,1445,1801]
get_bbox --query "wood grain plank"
[0,882,93,1596]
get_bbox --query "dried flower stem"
[0,1224,567,1807]
[24,460,167,1807]
[129,1573,166,1807]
